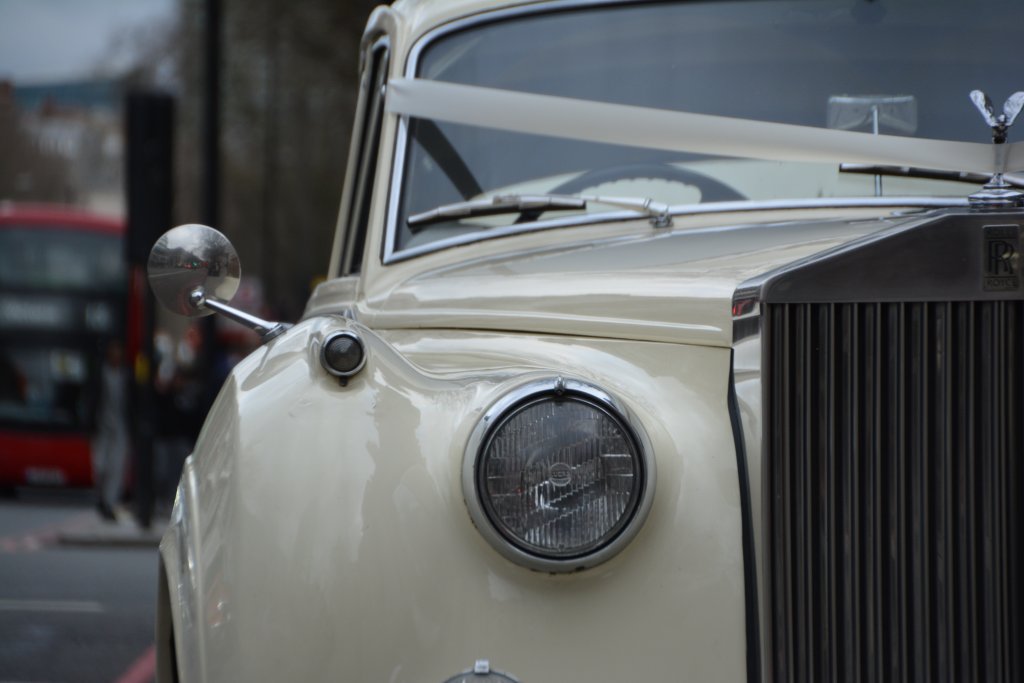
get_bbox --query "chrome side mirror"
[148,223,240,316]
[148,224,291,343]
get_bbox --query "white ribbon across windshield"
[387,78,1024,176]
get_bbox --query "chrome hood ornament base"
[969,89,1024,208]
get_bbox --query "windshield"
[395,0,1024,253]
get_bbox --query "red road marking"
[113,644,156,683]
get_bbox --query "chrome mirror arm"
[190,288,292,343]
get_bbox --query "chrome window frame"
[342,35,391,276]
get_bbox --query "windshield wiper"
[839,163,1024,188]
[407,193,672,231]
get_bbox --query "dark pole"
[200,0,223,419]
[203,0,221,228]
[125,91,174,529]
[262,0,279,297]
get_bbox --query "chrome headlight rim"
[462,377,656,573]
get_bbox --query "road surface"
[0,490,159,683]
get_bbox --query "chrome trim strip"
[669,196,965,216]
[462,376,656,573]
[386,197,964,265]
[730,295,767,683]
[728,356,763,683]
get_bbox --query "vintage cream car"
[150,1,1024,681]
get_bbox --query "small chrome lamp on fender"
[463,377,655,573]
[319,331,366,384]
[147,224,292,343]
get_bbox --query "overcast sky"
[0,0,176,84]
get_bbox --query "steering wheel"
[549,162,747,202]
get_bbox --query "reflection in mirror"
[147,224,241,317]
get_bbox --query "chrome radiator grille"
[764,300,1023,682]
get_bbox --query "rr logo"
[989,240,1016,275]
[983,224,1020,291]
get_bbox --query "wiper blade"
[839,163,1024,188]
[407,194,585,230]
[407,193,672,231]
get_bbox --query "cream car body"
[155,2,1024,681]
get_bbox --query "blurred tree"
[170,0,379,320]
[0,82,75,203]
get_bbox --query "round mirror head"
[147,224,241,317]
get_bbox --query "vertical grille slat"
[766,300,1023,683]
[980,302,1001,682]
[908,303,930,682]
[815,305,831,683]
[862,303,881,682]
[1012,303,1024,681]
[839,303,859,683]
[794,304,810,683]
[934,302,954,683]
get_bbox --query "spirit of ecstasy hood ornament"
[970,90,1024,144]
[969,89,1024,208]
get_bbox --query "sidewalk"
[57,506,166,548]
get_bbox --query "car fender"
[159,458,205,683]
[170,315,748,681]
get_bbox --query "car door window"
[339,38,389,276]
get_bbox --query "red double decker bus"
[0,203,128,490]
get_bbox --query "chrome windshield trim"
[405,0,632,73]
[383,113,410,264]
[385,195,965,265]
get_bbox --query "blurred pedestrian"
[153,330,199,511]
[92,339,128,522]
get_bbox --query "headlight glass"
[475,385,646,562]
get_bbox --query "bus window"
[0,227,124,292]
[0,205,126,489]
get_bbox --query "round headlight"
[464,378,654,572]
